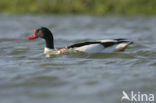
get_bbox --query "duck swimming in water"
[27,27,133,57]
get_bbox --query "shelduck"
[27,27,133,57]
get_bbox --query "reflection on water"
[0,15,156,103]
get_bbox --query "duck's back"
[67,39,133,53]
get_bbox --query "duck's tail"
[115,41,133,51]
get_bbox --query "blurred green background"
[0,0,156,15]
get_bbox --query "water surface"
[0,15,156,103]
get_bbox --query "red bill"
[27,29,38,40]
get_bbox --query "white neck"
[44,47,54,54]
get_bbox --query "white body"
[44,39,132,57]
[74,42,131,53]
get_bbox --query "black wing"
[67,42,100,48]
[68,39,131,48]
